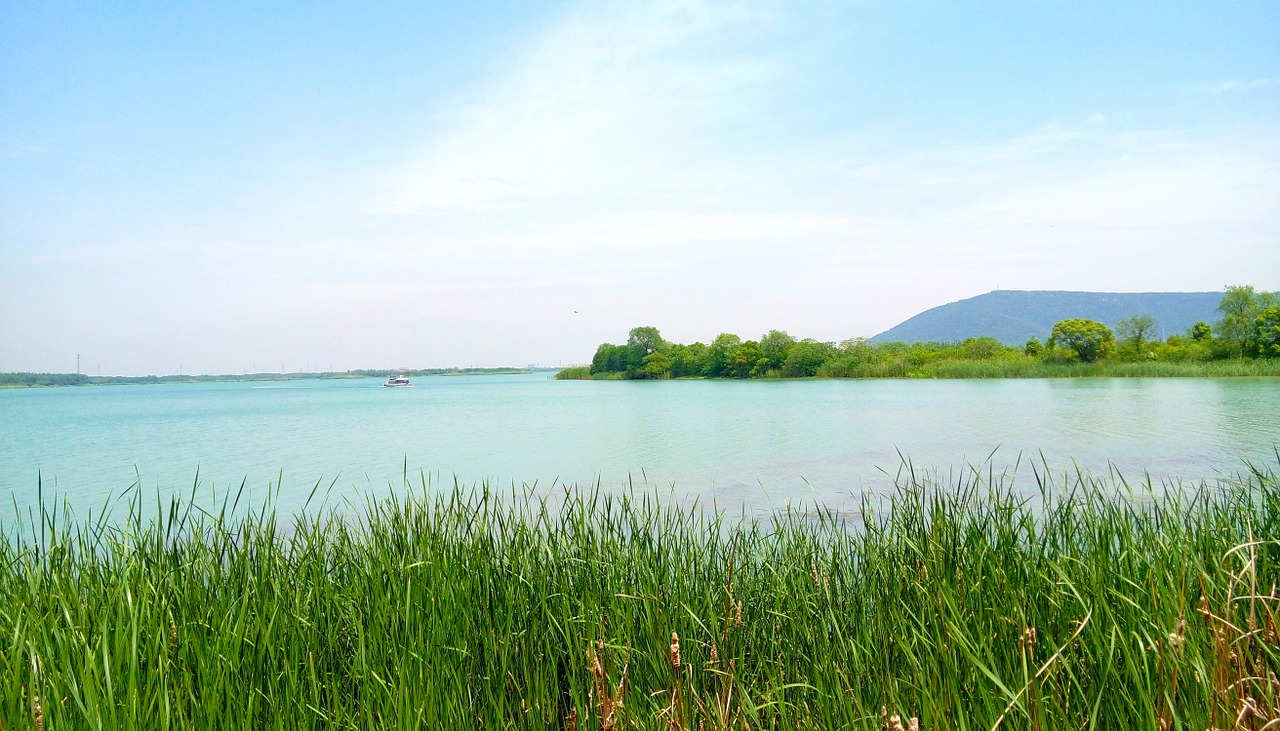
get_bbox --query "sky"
[2,1,1278,376]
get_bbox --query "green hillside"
[871,290,1222,345]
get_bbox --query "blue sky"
[2,1,1277,375]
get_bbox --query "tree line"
[562,285,1280,380]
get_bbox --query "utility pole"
[76,353,80,375]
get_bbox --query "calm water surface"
[2,373,1277,518]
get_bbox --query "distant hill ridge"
[870,290,1221,346]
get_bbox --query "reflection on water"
[2,373,1277,517]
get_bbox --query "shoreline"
[0,367,538,389]
[557,358,1280,380]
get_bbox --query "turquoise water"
[2,373,1278,519]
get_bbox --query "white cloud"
[384,1,780,215]
[1204,78,1280,94]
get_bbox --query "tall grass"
[847,358,1280,379]
[3,461,1278,729]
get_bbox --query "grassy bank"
[3,463,1278,729]
[879,357,1280,379]
[557,359,1280,380]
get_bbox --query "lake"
[2,372,1278,520]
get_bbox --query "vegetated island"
[0,367,532,389]
[3,461,1276,728]
[558,285,1280,380]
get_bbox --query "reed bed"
[860,359,1280,379]
[3,461,1278,730]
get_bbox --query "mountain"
[870,290,1222,345]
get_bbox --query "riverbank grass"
[3,462,1278,729]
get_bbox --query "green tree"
[1216,286,1279,356]
[590,343,625,374]
[781,339,834,377]
[838,338,882,365]
[671,342,709,378]
[1189,322,1212,342]
[705,333,742,378]
[1047,319,1116,363]
[1024,337,1043,357]
[1245,305,1280,358]
[634,351,672,379]
[729,340,762,378]
[626,326,664,359]
[1115,314,1157,357]
[758,330,796,373]
[957,337,1009,360]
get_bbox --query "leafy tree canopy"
[1047,319,1116,363]
[1217,285,1279,348]
[1245,306,1280,359]
[627,326,664,357]
[1116,314,1157,357]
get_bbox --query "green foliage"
[1216,285,1280,355]
[1217,285,1259,345]
[1245,305,1280,358]
[727,340,761,378]
[758,329,796,373]
[781,339,834,377]
[705,333,741,378]
[626,325,664,364]
[634,351,672,379]
[590,343,631,374]
[4,464,1279,728]
[1047,318,1116,363]
[956,336,1012,360]
[1115,314,1157,358]
[583,298,1280,380]
[666,342,706,378]
[0,372,92,387]
[1152,334,1211,363]
[554,366,593,380]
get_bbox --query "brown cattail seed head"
[735,599,743,628]
[590,644,604,681]
[1168,619,1186,655]
[670,632,681,668]
[33,693,43,731]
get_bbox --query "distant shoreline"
[0,367,538,389]
[556,359,1280,380]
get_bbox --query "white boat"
[383,375,411,387]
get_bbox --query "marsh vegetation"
[560,286,1280,380]
[4,460,1278,729]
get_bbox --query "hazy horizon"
[3,2,1278,376]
